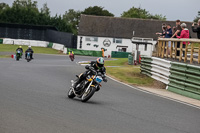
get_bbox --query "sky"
[1,0,200,21]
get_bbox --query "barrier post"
[166,41,168,58]
[170,41,173,58]
[198,45,200,64]
[174,42,177,59]
[190,43,194,64]
[184,43,188,62]
[161,41,165,58]
[179,42,183,61]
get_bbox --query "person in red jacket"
[176,23,190,57]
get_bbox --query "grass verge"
[105,58,155,86]
[0,55,10,58]
[0,44,62,54]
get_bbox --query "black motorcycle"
[26,52,32,62]
[68,66,107,102]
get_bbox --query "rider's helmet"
[28,46,31,48]
[19,46,22,48]
[96,57,104,68]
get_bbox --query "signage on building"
[103,39,111,47]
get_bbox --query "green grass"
[194,43,200,47]
[105,58,154,86]
[105,58,128,66]
[0,44,62,54]
[0,55,10,58]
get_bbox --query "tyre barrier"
[141,56,200,100]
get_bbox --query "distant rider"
[68,51,74,55]
[25,46,34,59]
[16,46,23,58]
[73,57,107,91]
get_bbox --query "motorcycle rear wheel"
[81,86,96,102]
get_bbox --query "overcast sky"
[1,0,200,21]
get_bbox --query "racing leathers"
[25,48,34,59]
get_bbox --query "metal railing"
[157,38,200,64]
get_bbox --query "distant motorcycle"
[68,66,107,102]
[26,52,32,62]
[69,53,74,61]
[16,50,22,61]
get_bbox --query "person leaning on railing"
[192,19,200,39]
[171,20,182,56]
[156,23,166,38]
[176,23,190,57]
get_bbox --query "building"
[77,15,195,57]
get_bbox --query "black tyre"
[16,56,19,61]
[68,88,76,99]
[81,86,96,102]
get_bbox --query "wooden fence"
[157,38,200,64]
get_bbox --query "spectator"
[156,23,166,38]
[165,24,173,55]
[192,19,200,39]
[172,20,182,56]
[176,23,190,57]
[172,20,182,37]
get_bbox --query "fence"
[141,56,200,100]
[157,38,200,64]
[0,22,77,48]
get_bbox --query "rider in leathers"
[73,57,107,91]
[25,46,34,59]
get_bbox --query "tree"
[194,11,200,22]
[0,0,72,33]
[82,6,114,17]
[121,6,166,20]
[63,9,81,34]
[40,3,50,16]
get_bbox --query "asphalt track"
[0,54,200,133]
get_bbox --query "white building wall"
[77,36,157,57]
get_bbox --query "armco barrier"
[141,56,170,84]
[3,38,48,47]
[168,62,200,100]
[141,56,200,100]
[67,48,102,57]
[63,48,67,54]
[3,38,14,44]
[52,43,64,51]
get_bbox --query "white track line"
[107,75,200,110]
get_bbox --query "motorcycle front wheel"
[68,88,76,99]
[81,86,96,102]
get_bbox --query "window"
[113,38,122,44]
[85,37,98,42]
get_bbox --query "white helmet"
[28,46,31,48]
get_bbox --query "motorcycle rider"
[73,57,107,91]
[25,46,34,59]
[68,50,74,55]
[16,46,23,58]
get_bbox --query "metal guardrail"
[157,38,200,64]
[141,56,200,100]
[141,56,171,84]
